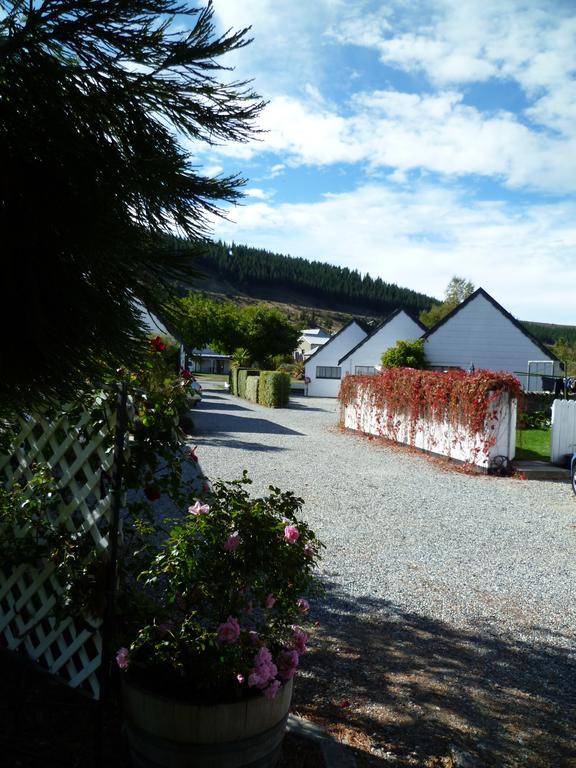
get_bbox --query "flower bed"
[339,368,521,468]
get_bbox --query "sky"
[193,0,576,324]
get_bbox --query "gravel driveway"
[189,385,576,767]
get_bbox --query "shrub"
[117,474,322,703]
[381,338,427,369]
[237,368,260,399]
[258,371,291,408]
[230,367,239,395]
[245,376,259,403]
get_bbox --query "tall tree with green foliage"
[419,276,475,328]
[0,1,264,410]
[176,294,299,366]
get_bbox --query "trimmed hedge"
[245,375,259,403]
[237,368,260,399]
[258,371,290,408]
[230,367,239,395]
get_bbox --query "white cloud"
[244,187,274,200]
[214,90,576,193]
[214,183,576,324]
[332,0,576,133]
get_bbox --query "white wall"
[341,312,423,375]
[425,293,559,387]
[305,322,368,397]
[343,387,517,468]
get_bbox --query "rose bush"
[116,473,322,704]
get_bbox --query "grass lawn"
[515,428,550,461]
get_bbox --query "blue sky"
[192,0,576,324]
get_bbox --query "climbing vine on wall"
[339,368,522,440]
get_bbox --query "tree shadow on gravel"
[192,436,288,453]
[192,413,303,437]
[195,399,252,412]
[294,583,576,767]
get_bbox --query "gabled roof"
[305,319,371,366]
[338,309,426,365]
[422,287,561,362]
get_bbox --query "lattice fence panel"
[0,395,119,699]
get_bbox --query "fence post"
[95,382,128,766]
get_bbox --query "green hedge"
[245,376,259,403]
[230,367,239,395]
[258,371,290,408]
[237,368,260,399]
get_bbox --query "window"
[355,366,376,374]
[316,366,341,379]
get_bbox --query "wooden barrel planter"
[123,678,294,768]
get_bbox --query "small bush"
[230,367,239,395]
[381,338,427,369]
[237,368,260,399]
[258,371,290,408]
[245,375,259,403]
[518,410,551,430]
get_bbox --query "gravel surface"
[190,385,576,649]
[189,385,576,766]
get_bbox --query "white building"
[295,328,331,360]
[423,288,563,389]
[304,320,370,397]
[339,310,426,376]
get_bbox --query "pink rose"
[236,673,245,684]
[303,544,314,558]
[264,679,281,699]
[284,524,299,543]
[297,598,310,614]
[116,647,130,670]
[248,646,278,690]
[277,649,299,681]
[254,647,273,667]
[188,501,210,515]
[290,626,307,654]
[224,532,241,551]
[217,616,240,644]
[265,593,276,609]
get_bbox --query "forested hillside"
[521,321,576,346]
[173,237,576,342]
[194,240,439,316]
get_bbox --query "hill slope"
[179,239,576,342]
[192,241,439,318]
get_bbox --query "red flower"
[181,369,193,380]
[151,336,166,353]
[144,485,161,501]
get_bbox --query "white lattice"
[0,395,118,698]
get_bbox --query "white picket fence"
[0,396,118,698]
[550,399,576,464]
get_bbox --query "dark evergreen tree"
[0,1,264,409]
[191,240,439,316]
